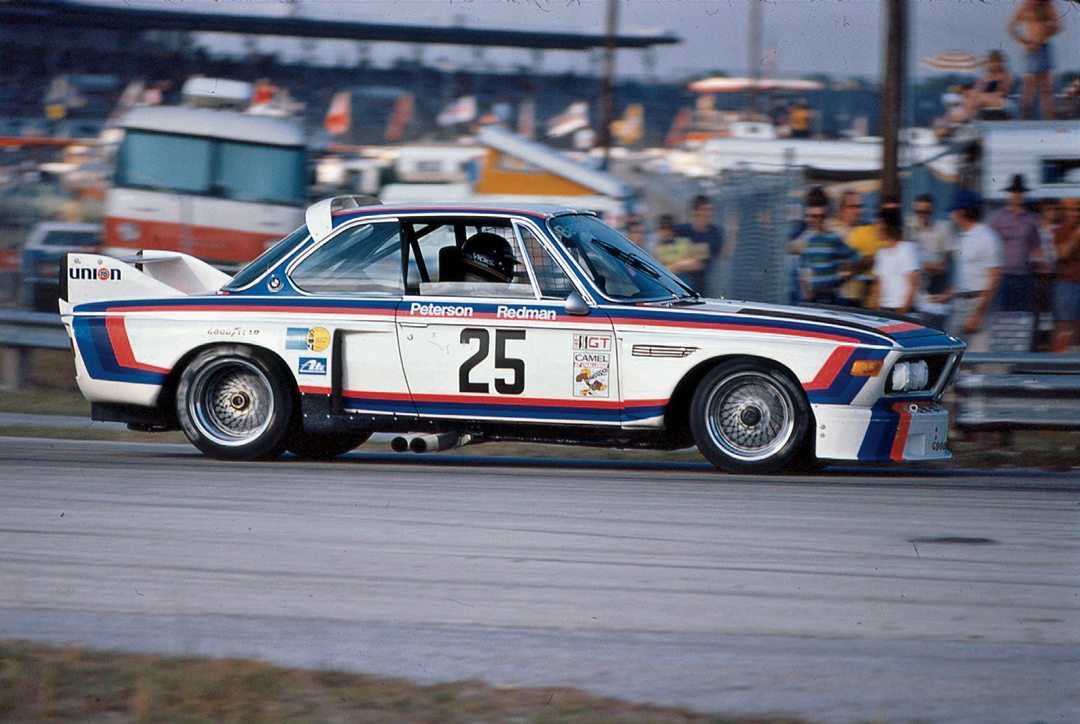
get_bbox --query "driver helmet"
[461,232,517,283]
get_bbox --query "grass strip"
[0,641,806,723]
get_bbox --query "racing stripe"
[105,316,170,374]
[73,316,168,385]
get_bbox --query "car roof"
[305,196,593,243]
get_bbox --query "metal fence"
[706,166,804,305]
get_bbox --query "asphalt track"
[1,436,1078,723]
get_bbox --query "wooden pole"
[881,0,907,200]
[599,0,619,169]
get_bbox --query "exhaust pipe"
[410,432,472,453]
[390,436,411,453]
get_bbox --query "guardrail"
[954,352,1080,431]
[1,310,1079,432]
[0,310,69,388]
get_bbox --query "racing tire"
[690,360,810,474]
[287,431,372,460]
[176,346,294,461]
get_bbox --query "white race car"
[60,196,964,472]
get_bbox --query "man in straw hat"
[989,174,1041,313]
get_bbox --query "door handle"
[399,321,428,328]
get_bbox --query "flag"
[517,99,536,139]
[546,101,590,138]
[611,103,644,146]
[324,91,351,137]
[436,96,477,127]
[385,93,415,142]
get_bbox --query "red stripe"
[890,402,914,461]
[300,386,667,411]
[105,316,170,374]
[803,346,855,391]
[112,305,397,316]
[880,322,921,333]
[607,317,862,343]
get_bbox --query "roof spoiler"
[305,195,382,243]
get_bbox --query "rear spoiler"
[59,250,233,312]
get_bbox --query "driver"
[460,232,518,283]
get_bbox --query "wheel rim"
[703,371,796,462]
[188,359,274,447]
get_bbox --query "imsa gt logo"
[69,267,121,281]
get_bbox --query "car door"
[287,216,417,420]
[396,215,620,427]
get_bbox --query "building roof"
[6,0,680,51]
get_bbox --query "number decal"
[494,329,526,394]
[459,329,489,393]
[458,328,526,394]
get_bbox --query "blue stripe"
[857,399,902,461]
[806,348,890,405]
[73,317,166,385]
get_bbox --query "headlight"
[891,360,930,391]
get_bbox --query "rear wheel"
[287,431,371,460]
[690,361,810,474]
[176,346,293,461]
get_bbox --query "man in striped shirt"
[795,187,859,305]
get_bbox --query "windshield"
[223,225,309,291]
[547,214,696,302]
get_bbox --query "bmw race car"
[59,196,964,473]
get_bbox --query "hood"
[688,299,960,349]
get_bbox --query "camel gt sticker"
[573,334,611,397]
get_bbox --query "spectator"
[1033,198,1060,342]
[838,191,890,307]
[795,186,857,305]
[966,50,1014,120]
[653,213,676,250]
[909,193,954,329]
[909,193,953,294]
[1008,0,1061,120]
[989,174,1041,312]
[1051,198,1080,351]
[658,194,723,295]
[930,190,1003,353]
[624,212,648,250]
[789,99,813,139]
[869,207,920,314]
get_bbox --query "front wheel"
[176,346,294,461]
[690,361,811,474]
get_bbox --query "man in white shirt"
[871,207,920,313]
[929,190,1003,352]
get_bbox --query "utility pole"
[748,0,763,114]
[881,0,906,201]
[598,0,619,169]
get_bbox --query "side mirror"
[565,292,591,316]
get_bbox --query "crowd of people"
[784,176,1080,353]
[622,177,1080,355]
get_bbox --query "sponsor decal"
[286,326,330,352]
[207,327,261,338]
[497,305,556,321]
[573,351,610,398]
[298,357,327,375]
[573,334,612,351]
[409,302,474,318]
[69,267,121,281]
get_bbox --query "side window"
[414,222,534,298]
[290,221,402,295]
[516,222,577,298]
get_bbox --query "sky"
[81,0,1080,82]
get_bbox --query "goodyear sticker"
[298,357,327,375]
[286,326,331,352]
[573,334,611,397]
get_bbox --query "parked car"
[19,221,101,311]
[59,196,963,472]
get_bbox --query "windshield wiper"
[593,240,663,280]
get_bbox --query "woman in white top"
[870,207,920,314]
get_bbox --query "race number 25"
[459,328,526,394]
